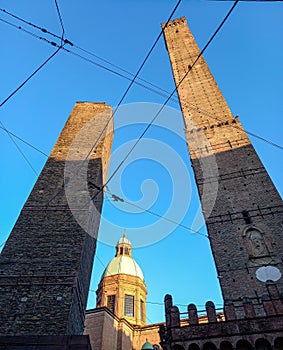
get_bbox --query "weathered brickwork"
[160,16,283,350]
[163,17,283,311]
[160,293,283,350]
[0,102,113,336]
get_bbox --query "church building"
[84,234,162,349]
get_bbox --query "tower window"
[242,210,252,224]
[124,295,134,317]
[107,295,115,314]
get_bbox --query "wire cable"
[0,124,49,157]
[0,8,64,42]
[0,120,38,175]
[1,10,282,151]
[0,45,63,108]
[104,189,208,238]
[54,0,65,40]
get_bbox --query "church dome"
[102,255,144,280]
[101,234,144,280]
[141,339,154,349]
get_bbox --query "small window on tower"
[242,210,252,224]
[120,247,123,255]
[107,295,115,314]
[124,295,134,317]
[125,247,129,255]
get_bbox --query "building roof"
[141,339,154,349]
[101,234,144,280]
[102,255,144,280]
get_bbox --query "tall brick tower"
[0,103,113,343]
[162,17,283,317]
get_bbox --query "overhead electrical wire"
[0,44,63,108]
[0,7,179,100]
[54,0,65,40]
[0,120,38,175]
[0,124,49,157]
[0,8,282,152]
[0,36,64,176]
[104,189,208,238]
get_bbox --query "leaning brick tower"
[162,17,283,318]
[0,102,113,347]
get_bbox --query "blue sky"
[0,1,282,324]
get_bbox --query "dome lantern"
[116,232,132,257]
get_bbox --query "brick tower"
[0,103,113,343]
[162,17,283,315]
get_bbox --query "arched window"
[172,345,185,350]
[255,339,272,350]
[220,341,233,350]
[203,342,217,350]
[188,343,200,350]
[236,340,252,350]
